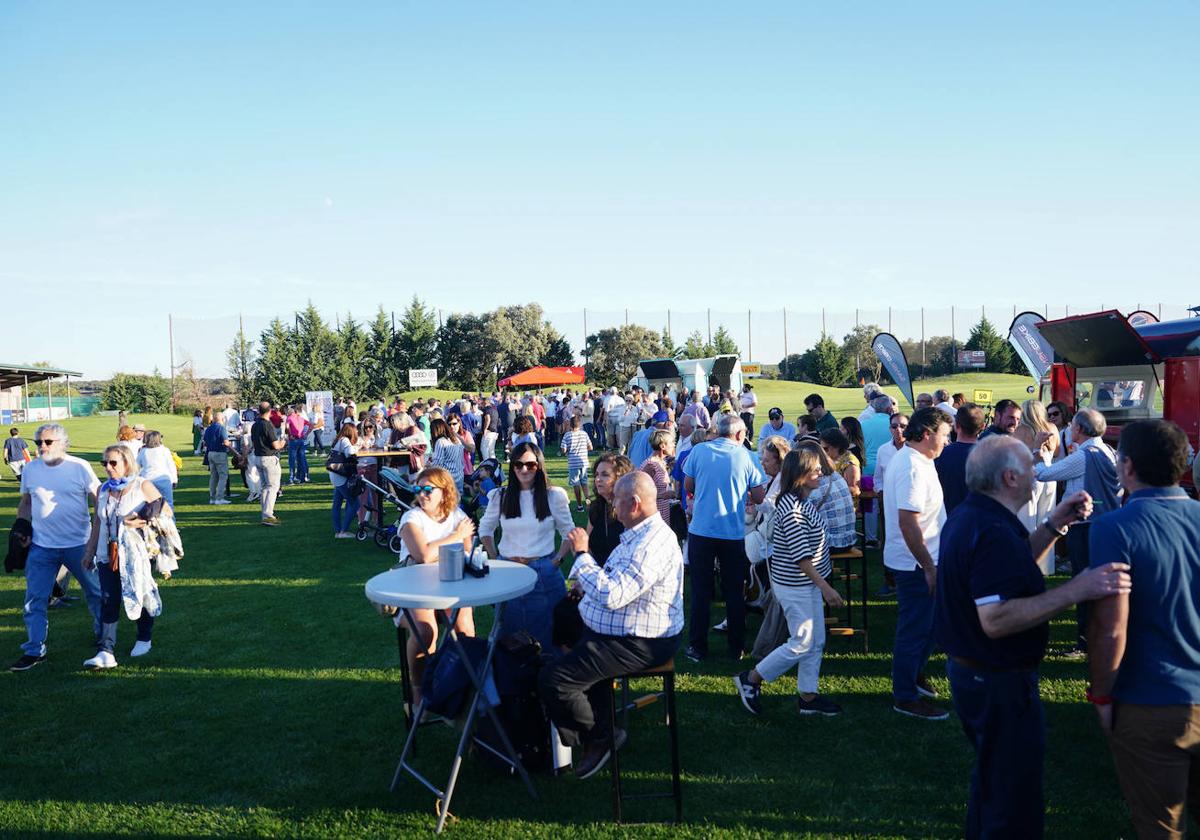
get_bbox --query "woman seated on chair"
[397,467,476,706]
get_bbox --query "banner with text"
[1007,311,1055,382]
[305,391,334,436]
[408,369,439,388]
[871,332,914,409]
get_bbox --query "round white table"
[364,560,539,832]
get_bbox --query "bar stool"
[607,658,682,823]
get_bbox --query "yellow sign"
[741,363,762,378]
[973,389,993,404]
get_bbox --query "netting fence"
[171,303,1196,379]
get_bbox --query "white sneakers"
[334,531,355,539]
[210,498,232,505]
[131,640,152,657]
[84,651,118,669]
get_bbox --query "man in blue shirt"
[936,436,1130,839]
[1088,419,1200,839]
[682,413,767,661]
[935,403,984,515]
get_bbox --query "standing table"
[365,560,538,832]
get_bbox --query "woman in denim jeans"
[479,442,575,650]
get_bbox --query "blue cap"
[652,410,671,424]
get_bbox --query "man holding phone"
[10,424,103,672]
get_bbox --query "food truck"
[1009,309,1199,494]
[628,355,744,397]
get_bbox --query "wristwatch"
[1041,516,1068,538]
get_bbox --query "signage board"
[741,363,762,378]
[957,350,987,369]
[973,389,994,405]
[408,368,439,388]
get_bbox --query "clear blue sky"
[2,2,1197,377]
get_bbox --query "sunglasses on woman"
[513,461,539,471]
[415,485,437,495]
[103,459,121,467]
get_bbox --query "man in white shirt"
[738,384,758,440]
[883,407,951,720]
[933,388,957,420]
[858,383,885,424]
[603,388,625,451]
[10,424,103,672]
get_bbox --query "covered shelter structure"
[497,365,586,390]
[629,354,743,396]
[0,363,84,423]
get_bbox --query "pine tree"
[226,323,257,404]
[803,334,854,386]
[660,327,683,360]
[683,331,713,358]
[711,325,740,356]
[395,296,438,372]
[366,308,400,397]
[335,315,371,400]
[295,301,339,393]
[253,318,302,403]
[964,316,1014,373]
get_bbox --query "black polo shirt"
[251,416,280,457]
[935,492,1047,670]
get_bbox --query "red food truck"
[1013,309,1199,496]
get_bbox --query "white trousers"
[755,583,826,694]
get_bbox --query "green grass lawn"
[0,390,1135,838]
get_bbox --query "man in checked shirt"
[538,471,684,780]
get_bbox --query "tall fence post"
[168,314,176,412]
[951,305,956,372]
[782,308,789,380]
[921,307,926,367]
[707,309,712,346]
[888,307,892,333]
[583,308,588,359]
[747,309,752,361]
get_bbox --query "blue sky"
[2,3,1197,377]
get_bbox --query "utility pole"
[747,309,752,361]
[821,307,826,336]
[782,308,789,379]
[921,307,926,367]
[707,309,712,347]
[168,314,176,411]
[951,306,956,372]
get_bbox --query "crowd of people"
[5,378,1199,837]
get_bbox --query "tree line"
[214,302,1021,405]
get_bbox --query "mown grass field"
[0,377,1138,838]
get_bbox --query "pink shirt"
[285,414,309,439]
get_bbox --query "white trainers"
[130,640,152,657]
[212,499,232,506]
[84,651,118,669]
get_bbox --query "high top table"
[365,560,538,832]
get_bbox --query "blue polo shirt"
[935,441,974,515]
[202,422,228,452]
[683,437,766,540]
[861,412,891,474]
[935,492,1047,670]
[1089,486,1200,704]
[627,427,654,468]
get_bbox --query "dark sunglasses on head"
[514,461,539,471]
[415,485,437,494]
[34,439,56,446]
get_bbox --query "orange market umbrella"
[497,366,586,388]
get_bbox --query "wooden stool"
[607,658,682,823]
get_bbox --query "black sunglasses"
[513,461,540,471]
[34,439,56,446]
[102,459,121,467]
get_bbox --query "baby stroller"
[357,469,416,551]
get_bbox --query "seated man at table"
[538,471,684,779]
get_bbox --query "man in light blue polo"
[683,413,767,662]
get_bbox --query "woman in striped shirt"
[734,448,846,717]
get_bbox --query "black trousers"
[538,629,681,747]
[687,534,749,656]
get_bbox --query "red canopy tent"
[496,366,586,389]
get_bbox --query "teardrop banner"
[1007,311,1055,382]
[1127,309,1159,327]
[871,332,914,409]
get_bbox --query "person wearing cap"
[757,409,796,457]
[627,410,673,469]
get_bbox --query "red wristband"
[1086,687,1113,706]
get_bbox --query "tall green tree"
[435,313,500,391]
[802,334,854,387]
[842,324,883,381]
[490,304,553,379]
[776,353,808,382]
[395,296,439,372]
[541,327,576,368]
[226,323,257,404]
[660,327,684,360]
[295,302,339,393]
[964,316,1014,373]
[583,325,664,386]
[711,325,740,356]
[683,331,713,359]
[253,318,302,403]
[335,314,371,400]
[366,307,400,398]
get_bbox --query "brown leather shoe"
[892,698,949,721]
[574,728,627,780]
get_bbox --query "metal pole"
[667,309,672,338]
[821,307,826,336]
[1158,302,1162,319]
[707,309,712,346]
[438,308,443,328]
[392,311,396,336]
[625,309,628,326]
[23,374,28,420]
[66,375,72,418]
[747,310,752,361]
[583,307,588,347]
[951,306,956,373]
[46,377,51,418]
[921,307,926,366]
[888,307,892,333]
[168,314,176,412]
[782,308,789,379]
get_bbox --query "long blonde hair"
[1020,399,1056,436]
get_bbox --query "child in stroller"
[461,457,503,520]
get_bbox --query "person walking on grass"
[560,415,593,512]
[735,448,846,718]
[883,407,952,720]
[203,413,234,506]
[10,424,103,673]
[4,427,29,479]
[252,400,285,526]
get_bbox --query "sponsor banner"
[305,391,334,437]
[741,363,762,378]
[408,368,439,388]
[1007,311,1055,381]
[1127,310,1159,327]
[871,332,914,409]
[973,389,994,404]
[957,350,987,369]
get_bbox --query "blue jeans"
[892,567,936,701]
[22,543,102,657]
[288,438,309,482]
[150,475,173,507]
[331,482,360,533]
[497,554,565,652]
[947,659,1045,839]
[97,563,154,654]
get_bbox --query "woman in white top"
[428,417,472,492]
[398,467,476,706]
[1016,400,1060,563]
[82,444,165,669]
[356,418,380,527]
[329,424,360,538]
[136,430,178,507]
[479,442,574,650]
